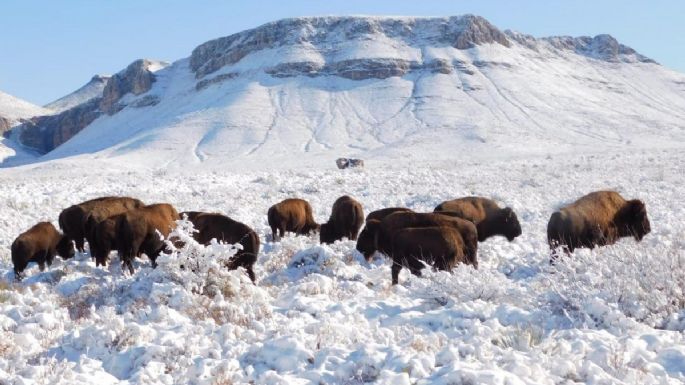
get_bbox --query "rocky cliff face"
[7,15,670,161]
[12,59,166,153]
[100,59,164,114]
[190,15,510,79]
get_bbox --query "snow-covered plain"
[1,148,684,384]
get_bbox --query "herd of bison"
[10,190,651,285]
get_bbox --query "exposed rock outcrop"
[190,15,511,79]
[17,97,102,153]
[11,59,166,154]
[0,116,10,134]
[100,59,165,114]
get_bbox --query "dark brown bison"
[83,198,145,254]
[119,203,179,274]
[376,211,478,267]
[90,213,128,268]
[12,222,74,279]
[320,196,364,244]
[181,211,259,282]
[547,190,651,254]
[59,196,144,253]
[356,207,413,260]
[390,226,474,285]
[267,198,319,241]
[434,197,522,242]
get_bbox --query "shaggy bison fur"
[90,213,128,268]
[376,211,478,267]
[182,211,259,282]
[267,198,319,241]
[12,222,74,279]
[356,207,413,260]
[434,197,522,242]
[83,197,145,254]
[390,226,474,285]
[119,203,179,274]
[547,190,651,254]
[59,196,144,253]
[320,196,364,244]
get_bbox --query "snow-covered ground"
[1,147,684,384]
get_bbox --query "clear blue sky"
[1,0,683,105]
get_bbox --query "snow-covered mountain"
[0,90,51,133]
[0,90,53,165]
[7,15,685,168]
[44,75,111,113]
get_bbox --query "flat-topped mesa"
[190,15,511,79]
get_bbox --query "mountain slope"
[45,75,111,113]
[0,90,51,131]
[10,15,685,169]
[0,90,52,165]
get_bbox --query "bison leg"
[76,239,85,253]
[391,262,402,285]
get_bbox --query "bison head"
[626,200,651,241]
[319,223,336,244]
[356,220,380,260]
[501,207,522,241]
[56,235,75,259]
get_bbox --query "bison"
[59,196,144,253]
[547,190,651,254]
[90,213,128,268]
[320,196,364,244]
[372,211,478,266]
[390,226,474,285]
[267,198,319,241]
[119,203,179,274]
[12,222,74,279]
[181,211,259,282]
[356,207,413,260]
[434,197,522,242]
[83,198,145,254]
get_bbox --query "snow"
[1,148,684,384]
[44,75,110,113]
[0,90,51,123]
[0,16,681,170]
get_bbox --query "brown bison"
[547,190,651,254]
[320,196,364,244]
[267,198,319,241]
[119,203,179,274]
[434,197,522,242]
[390,226,474,285]
[12,222,74,279]
[59,196,144,253]
[181,211,259,282]
[376,211,478,267]
[356,207,413,260]
[83,198,145,254]
[90,213,129,268]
